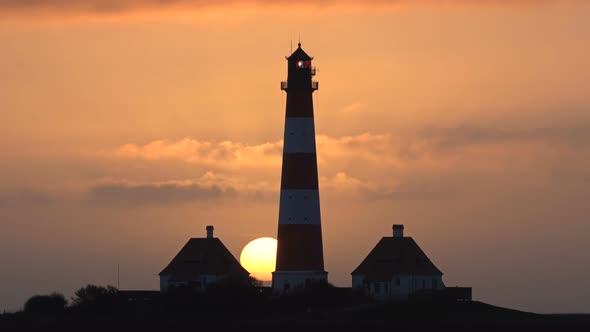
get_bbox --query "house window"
[395,276,401,286]
[374,282,381,294]
[422,280,426,289]
[432,279,437,289]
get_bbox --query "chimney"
[392,224,404,238]
[206,225,214,239]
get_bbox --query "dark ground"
[2,287,589,331]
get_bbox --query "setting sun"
[239,237,277,282]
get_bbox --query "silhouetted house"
[351,225,445,300]
[159,225,249,292]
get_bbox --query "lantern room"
[281,43,318,92]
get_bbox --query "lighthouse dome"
[287,43,313,61]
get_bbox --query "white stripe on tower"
[283,118,316,153]
[278,190,321,225]
[279,117,319,226]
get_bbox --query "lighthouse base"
[272,270,328,294]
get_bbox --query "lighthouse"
[272,43,327,293]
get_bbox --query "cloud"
[106,126,590,169]
[319,172,441,200]
[87,179,232,207]
[82,170,429,207]
[83,125,590,205]
[0,189,55,208]
[104,133,408,168]
[341,102,368,113]
[0,0,560,18]
[422,126,590,153]
[5,125,587,208]
[82,169,293,206]
[108,138,282,170]
[321,171,373,192]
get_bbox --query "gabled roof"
[287,43,312,61]
[159,238,249,281]
[351,237,443,280]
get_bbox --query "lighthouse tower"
[272,43,327,293]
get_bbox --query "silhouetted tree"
[161,283,205,313]
[161,275,265,314]
[208,275,261,293]
[249,276,263,288]
[272,282,371,314]
[24,293,67,314]
[206,275,265,310]
[71,284,121,311]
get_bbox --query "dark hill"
[1,291,588,331]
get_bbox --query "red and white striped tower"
[272,43,327,293]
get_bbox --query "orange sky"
[1,0,589,313]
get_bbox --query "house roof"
[351,237,443,280]
[287,43,312,61]
[159,238,249,281]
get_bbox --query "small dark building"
[351,225,445,300]
[159,225,249,292]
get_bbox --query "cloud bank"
[75,125,590,206]
[5,126,589,207]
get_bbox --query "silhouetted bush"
[161,284,205,313]
[249,276,263,288]
[24,293,67,314]
[206,275,265,309]
[273,282,371,313]
[71,284,121,312]
[161,275,265,314]
[207,275,261,294]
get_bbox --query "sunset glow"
[0,0,589,314]
[239,238,278,282]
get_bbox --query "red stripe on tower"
[272,43,328,293]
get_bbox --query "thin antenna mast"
[117,263,120,289]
